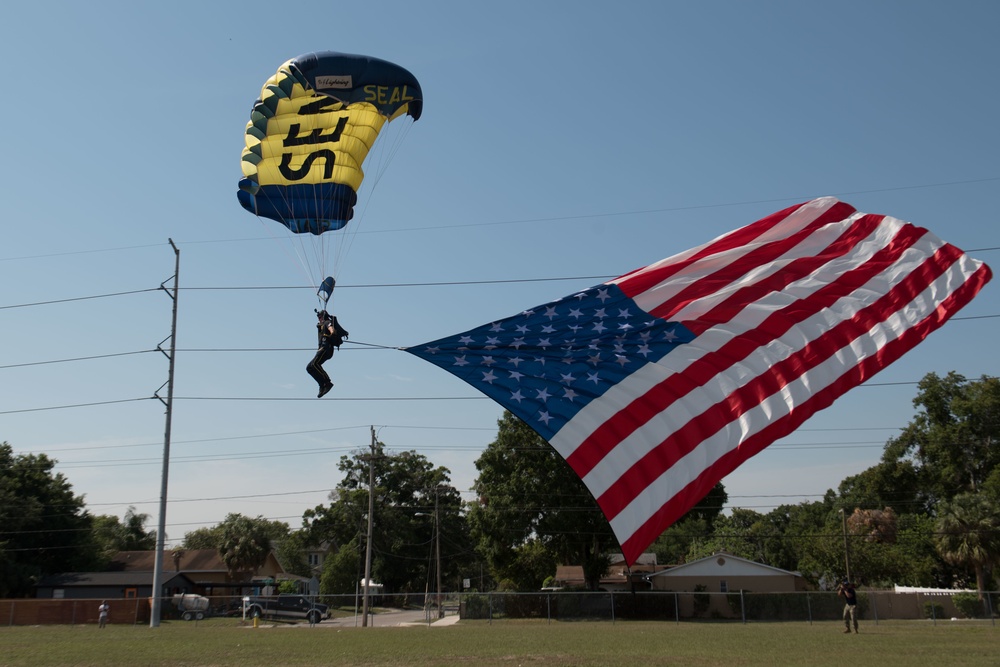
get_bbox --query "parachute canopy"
[238,52,422,236]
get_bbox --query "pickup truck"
[245,595,330,624]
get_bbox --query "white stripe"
[608,259,978,540]
[561,232,956,500]
[613,198,843,311]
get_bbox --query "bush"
[923,601,945,619]
[952,593,983,619]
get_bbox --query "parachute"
[237,52,422,304]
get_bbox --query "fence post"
[546,593,551,625]
[870,590,879,626]
[806,592,812,625]
[488,592,492,626]
[740,590,746,624]
[610,591,615,625]
[8,601,14,626]
[674,592,679,625]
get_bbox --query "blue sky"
[2,1,997,549]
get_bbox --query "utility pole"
[839,508,852,583]
[150,239,180,628]
[361,426,375,627]
[434,487,443,618]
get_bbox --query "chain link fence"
[4,589,996,626]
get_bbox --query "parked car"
[245,594,329,624]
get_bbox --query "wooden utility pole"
[361,426,375,627]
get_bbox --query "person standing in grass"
[98,601,109,629]
[838,580,858,633]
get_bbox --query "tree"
[217,514,275,584]
[303,440,470,597]
[92,506,156,558]
[883,373,1000,504]
[934,492,1000,596]
[0,442,101,597]
[468,412,617,591]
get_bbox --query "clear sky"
[2,1,997,550]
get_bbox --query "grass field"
[0,619,996,667]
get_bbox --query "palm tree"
[934,493,1000,597]
[217,514,272,586]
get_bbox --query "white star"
[618,322,633,332]
[637,344,652,357]
[587,372,601,384]
[453,355,469,367]
[592,321,607,334]
[424,346,440,354]
[510,389,525,403]
[482,370,498,383]
[459,335,475,345]
[485,336,500,346]
[536,387,552,402]
[615,355,629,367]
[588,354,602,366]
[511,337,526,349]
[596,288,611,302]
[563,387,579,401]
[541,324,556,334]
[537,411,553,425]
[618,308,632,319]
[509,356,525,367]
[516,324,531,334]
[544,306,558,320]
[568,308,584,319]
[509,370,524,381]
[594,308,607,319]
[489,322,504,332]
[481,356,496,366]
[537,338,552,348]
[664,329,679,342]
[560,372,577,384]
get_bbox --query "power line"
[3,176,998,263]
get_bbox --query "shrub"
[952,593,983,619]
[923,601,945,619]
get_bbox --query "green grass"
[0,619,996,667]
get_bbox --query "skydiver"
[307,309,349,398]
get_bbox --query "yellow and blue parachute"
[238,52,422,236]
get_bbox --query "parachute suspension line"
[331,118,416,277]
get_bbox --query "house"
[551,553,659,591]
[647,552,810,594]
[110,549,286,596]
[35,571,196,600]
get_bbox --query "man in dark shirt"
[307,310,348,398]
[838,579,858,633]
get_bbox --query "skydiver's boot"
[318,382,334,398]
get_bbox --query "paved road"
[321,608,458,628]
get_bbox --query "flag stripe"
[613,198,857,316]
[615,258,992,562]
[593,242,968,518]
[560,218,928,478]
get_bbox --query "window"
[308,554,320,566]
[719,580,728,593]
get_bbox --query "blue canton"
[408,284,695,441]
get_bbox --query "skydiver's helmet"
[316,309,332,321]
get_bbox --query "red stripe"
[565,222,927,478]
[597,244,966,519]
[617,260,991,564]
[616,200,857,310]
[680,214,888,335]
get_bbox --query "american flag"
[405,198,992,565]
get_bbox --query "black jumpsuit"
[307,314,348,394]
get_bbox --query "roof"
[111,549,227,573]
[649,552,802,579]
[36,571,194,588]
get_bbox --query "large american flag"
[405,198,992,565]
